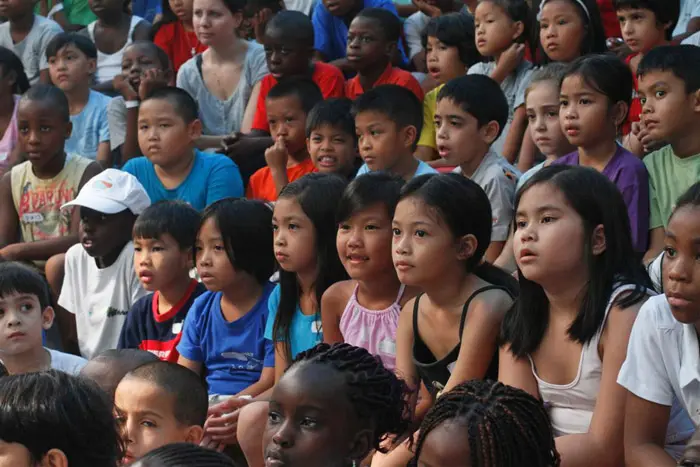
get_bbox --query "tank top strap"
[411,293,424,340]
[459,285,512,336]
[393,284,406,306]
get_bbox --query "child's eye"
[159,123,171,129]
[288,223,299,230]
[301,417,318,428]
[579,98,592,105]
[365,224,378,231]
[546,110,559,118]
[414,230,427,238]
[271,223,279,231]
[515,220,527,229]
[370,130,380,136]
[40,126,51,132]
[268,411,282,424]
[18,127,28,134]
[559,100,569,107]
[338,223,350,231]
[526,113,536,121]
[285,117,293,123]
[141,420,156,428]
[332,137,346,144]
[361,36,372,43]
[664,246,677,258]
[152,246,164,252]
[541,216,556,224]
[214,244,225,251]
[557,19,567,25]
[655,90,666,99]
[392,228,401,236]
[20,303,33,312]
[139,124,149,130]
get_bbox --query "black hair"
[480,0,533,46]
[91,347,161,365]
[132,443,235,467]
[142,86,199,123]
[422,13,481,69]
[266,78,323,115]
[219,0,247,14]
[354,7,402,42]
[336,172,404,223]
[502,165,652,357]
[671,182,700,218]
[20,83,70,122]
[199,198,275,285]
[562,54,634,112]
[352,84,423,150]
[265,10,314,47]
[612,0,679,40]
[410,380,560,467]
[0,370,123,466]
[0,261,51,310]
[0,361,6,377]
[306,97,357,139]
[525,61,568,99]
[133,200,201,250]
[287,343,411,457]
[45,32,97,60]
[438,75,509,139]
[273,174,349,362]
[123,361,208,427]
[0,46,29,94]
[637,44,700,94]
[127,40,172,71]
[244,0,284,17]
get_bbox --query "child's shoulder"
[322,280,356,308]
[48,348,88,375]
[89,90,113,107]
[637,294,686,334]
[33,14,62,34]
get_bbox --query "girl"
[153,0,207,73]
[176,0,268,149]
[471,0,534,164]
[263,342,411,467]
[321,172,416,371]
[555,54,649,254]
[410,380,560,467]
[0,47,29,175]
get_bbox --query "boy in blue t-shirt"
[123,87,244,211]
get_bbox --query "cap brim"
[61,195,129,214]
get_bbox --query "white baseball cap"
[62,169,151,215]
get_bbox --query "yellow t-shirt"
[417,84,444,149]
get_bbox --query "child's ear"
[456,234,478,261]
[384,40,397,58]
[480,120,500,145]
[41,306,55,330]
[188,119,203,141]
[692,89,700,113]
[185,425,204,445]
[590,224,606,256]
[87,58,97,76]
[512,20,524,42]
[39,448,69,467]
[400,124,417,151]
[64,121,73,141]
[610,101,628,127]
[347,428,373,464]
[306,137,312,155]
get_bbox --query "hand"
[412,0,441,17]
[633,121,662,154]
[203,397,253,446]
[220,132,244,155]
[113,75,139,101]
[0,244,20,262]
[264,136,288,171]
[496,43,525,77]
[138,69,169,101]
[252,8,273,44]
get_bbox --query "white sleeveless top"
[88,16,144,84]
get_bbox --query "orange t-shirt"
[345,63,424,101]
[246,158,317,202]
[251,62,345,132]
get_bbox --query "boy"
[352,84,436,181]
[123,87,244,210]
[0,84,101,267]
[434,75,519,262]
[0,0,62,85]
[638,45,700,262]
[46,33,112,165]
[0,261,86,375]
[80,348,159,397]
[56,169,151,358]
[118,200,206,362]
[344,8,423,101]
[114,361,208,464]
[247,79,322,201]
[307,97,359,178]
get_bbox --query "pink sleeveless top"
[0,95,20,174]
[339,284,405,370]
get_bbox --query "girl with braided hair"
[410,379,560,467]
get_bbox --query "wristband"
[125,100,140,109]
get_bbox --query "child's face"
[337,202,394,281]
[264,28,312,79]
[617,7,667,54]
[474,1,522,58]
[0,0,32,20]
[322,0,357,17]
[538,0,586,63]
[307,124,357,175]
[168,0,194,23]
[434,98,494,168]
[134,234,191,293]
[425,37,465,84]
[48,44,96,93]
[355,111,413,173]
[266,95,308,156]
[0,440,34,467]
[662,205,700,327]
[526,81,571,158]
[79,208,135,259]
[195,217,238,292]
[193,0,241,46]
[346,17,391,72]
[16,99,71,170]
[272,198,317,275]
[122,45,169,92]
[89,0,123,16]
[0,292,52,359]
[416,420,471,467]
[138,98,201,169]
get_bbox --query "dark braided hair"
[410,380,560,467]
[288,343,411,456]
[132,443,235,466]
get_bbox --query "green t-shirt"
[35,0,96,26]
[645,144,700,229]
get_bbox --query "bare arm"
[395,298,420,413]
[0,172,19,248]
[501,106,527,164]
[241,82,262,134]
[95,141,111,168]
[498,345,540,398]
[415,145,438,163]
[236,367,274,398]
[494,230,517,274]
[484,241,505,264]
[624,392,675,467]
[320,282,350,344]
[178,355,204,376]
[517,129,537,173]
[120,106,140,163]
[273,342,290,384]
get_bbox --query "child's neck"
[181,19,194,31]
[288,148,310,167]
[157,274,195,315]
[544,275,588,322]
[95,240,128,269]
[391,153,419,181]
[356,268,402,305]
[578,138,618,173]
[220,277,264,322]
[153,150,196,187]
[66,86,92,116]
[359,60,389,91]
[31,151,66,179]
[671,129,700,159]
[3,345,51,375]
[422,265,478,310]
[458,148,489,178]
[9,12,34,36]
[98,10,129,27]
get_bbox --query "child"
[130,443,236,467]
[410,380,559,467]
[246,79,322,202]
[114,361,208,464]
[618,182,700,466]
[46,33,112,165]
[123,86,244,209]
[152,0,207,73]
[119,200,206,362]
[434,75,519,262]
[80,347,159,397]
[0,371,122,466]
[471,0,534,163]
[0,47,30,175]
[555,54,650,254]
[0,85,101,267]
[353,84,437,181]
[0,0,62,85]
[177,198,276,397]
[0,262,87,375]
[306,98,359,178]
[57,168,151,358]
[344,8,423,101]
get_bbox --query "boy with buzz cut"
[46,33,112,165]
[119,200,206,362]
[306,97,359,178]
[435,75,519,263]
[80,348,158,398]
[114,360,208,465]
[352,84,437,182]
[123,87,244,211]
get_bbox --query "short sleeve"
[121,157,139,177]
[312,2,332,58]
[176,296,205,362]
[107,97,127,150]
[153,27,172,59]
[482,172,515,242]
[248,45,269,86]
[264,285,281,341]
[467,62,489,76]
[356,164,369,176]
[417,89,437,149]
[38,22,63,71]
[98,99,111,143]
[646,156,664,229]
[205,155,244,204]
[176,59,198,101]
[402,73,424,101]
[318,64,345,98]
[618,162,650,252]
[263,335,275,367]
[514,66,533,110]
[118,299,145,349]
[404,13,425,59]
[57,247,78,314]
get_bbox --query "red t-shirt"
[345,63,424,101]
[154,22,208,73]
[251,62,345,132]
[246,157,317,202]
[623,54,641,136]
[598,0,622,38]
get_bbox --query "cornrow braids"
[289,343,412,453]
[410,380,560,467]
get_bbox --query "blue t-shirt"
[312,0,408,65]
[131,0,161,23]
[177,284,275,396]
[264,284,322,359]
[356,159,438,178]
[65,90,111,160]
[122,150,244,211]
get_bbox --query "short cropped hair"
[266,78,324,115]
[0,262,51,310]
[142,86,199,123]
[265,10,314,47]
[46,32,97,60]
[612,0,680,40]
[637,44,700,94]
[354,7,401,42]
[133,200,201,250]
[306,97,356,139]
[20,83,70,122]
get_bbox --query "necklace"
[183,25,198,57]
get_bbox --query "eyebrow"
[665,232,700,244]
[516,205,564,215]
[0,294,37,303]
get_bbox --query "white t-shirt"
[682,30,700,46]
[0,15,63,85]
[284,0,316,16]
[404,12,430,60]
[48,348,87,375]
[674,0,700,37]
[58,241,147,359]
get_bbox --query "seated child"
[306,97,359,178]
[130,443,235,467]
[404,0,465,73]
[115,361,208,464]
[0,370,122,466]
[352,84,437,181]
[119,200,205,362]
[0,84,101,266]
[246,79,322,202]
[152,0,206,74]
[0,261,86,375]
[344,8,423,101]
[177,198,276,397]
[123,87,244,210]
[57,169,151,358]
[79,347,159,397]
[0,47,30,175]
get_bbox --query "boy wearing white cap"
[55,169,152,358]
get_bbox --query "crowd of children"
[1,0,700,465]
